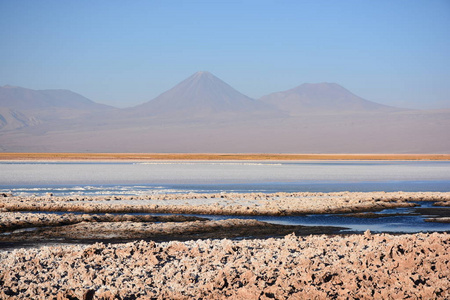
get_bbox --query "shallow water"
[1,160,450,195]
[15,201,450,234]
[152,201,449,233]
[1,160,449,234]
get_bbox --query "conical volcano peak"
[175,71,237,95]
[187,71,220,84]
[135,71,272,117]
[194,71,212,76]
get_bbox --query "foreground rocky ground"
[0,232,448,299]
[0,192,449,299]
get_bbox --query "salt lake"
[1,160,449,233]
[1,160,449,195]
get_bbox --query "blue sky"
[1,0,449,108]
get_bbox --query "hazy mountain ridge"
[0,85,116,123]
[0,74,407,120]
[260,82,398,114]
[1,72,449,153]
[0,85,111,111]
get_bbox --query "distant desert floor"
[1,152,450,161]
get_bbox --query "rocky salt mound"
[0,212,206,231]
[0,216,343,245]
[3,191,450,216]
[0,232,449,299]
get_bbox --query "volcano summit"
[133,71,273,118]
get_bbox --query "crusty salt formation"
[0,217,343,244]
[0,212,207,231]
[2,191,449,215]
[1,232,448,299]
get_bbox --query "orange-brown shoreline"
[1,152,449,161]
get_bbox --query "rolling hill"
[260,82,397,115]
[0,85,115,122]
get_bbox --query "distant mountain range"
[1,72,449,153]
[132,71,399,117]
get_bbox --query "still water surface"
[1,160,449,194]
[1,161,449,233]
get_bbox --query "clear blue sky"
[1,0,449,108]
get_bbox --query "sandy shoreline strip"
[1,152,450,161]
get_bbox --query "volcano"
[260,82,396,115]
[134,71,273,118]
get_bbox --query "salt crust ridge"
[2,191,449,216]
[0,232,448,299]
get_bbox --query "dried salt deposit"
[0,217,343,245]
[0,192,449,299]
[0,212,205,231]
[2,191,449,216]
[0,232,448,299]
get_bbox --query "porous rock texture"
[0,218,343,244]
[0,232,449,299]
[0,212,205,231]
[434,201,450,207]
[426,217,450,223]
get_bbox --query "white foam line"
[134,162,283,166]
